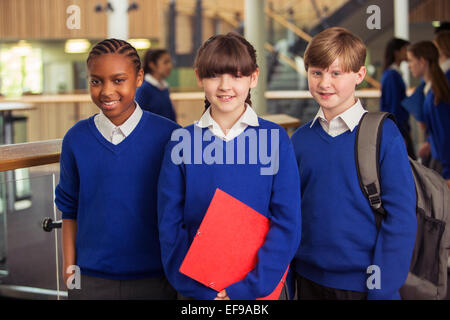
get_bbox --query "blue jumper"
[291,118,417,300]
[55,111,180,279]
[381,68,410,132]
[157,120,301,300]
[135,80,176,122]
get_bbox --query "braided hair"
[87,38,141,74]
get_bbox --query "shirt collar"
[196,103,259,129]
[310,99,367,132]
[440,58,450,73]
[145,73,168,90]
[97,102,143,137]
[389,63,402,75]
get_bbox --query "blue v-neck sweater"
[55,111,180,279]
[157,119,301,300]
[291,119,417,300]
[380,69,410,132]
[135,80,176,122]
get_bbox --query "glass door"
[0,172,63,300]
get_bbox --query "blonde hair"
[304,27,366,72]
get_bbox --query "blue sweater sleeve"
[54,134,79,219]
[368,121,417,300]
[157,138,218,300]
[225,129,302,300]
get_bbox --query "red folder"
[179,188,288,300]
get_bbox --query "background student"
[435,30,450,76]
[408,41,450,188]
[291,27,417,300]
[135,49,177,122]
[55,39,179,300]
[157,32,301,300]
[407,41,450,180]
[380,38,416,159]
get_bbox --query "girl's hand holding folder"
[215,289,230,300]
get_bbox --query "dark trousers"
[67,274,177,300]
[296,273,367,300]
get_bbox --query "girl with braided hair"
[55,39,180,299]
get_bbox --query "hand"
[214,289,230,300]
[418,142,431,159]
[63,264,71,289]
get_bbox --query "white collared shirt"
[145,73,169,90]
[310,99,367,137]
[196,104,259,141]
[94,102,143,145]
[440,58,450,74]
[389,63,402,76]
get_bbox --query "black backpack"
[355,112,450,300]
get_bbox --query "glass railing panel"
[0,171,63,300]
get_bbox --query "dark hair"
[383,38,410,71]
[434,31,450,58]
[143,49,169,75]
[87,38,141,74]
[408,41,450,105]
[194,32,258,110]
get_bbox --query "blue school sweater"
[380,69,410,132]
[55,111,180,280]
[423,72,450,179]
[291,118,417,300]
[157,120,301,300]
[135,80,176,122]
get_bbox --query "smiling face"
[196,70,259,119]
[307,58,366,121]
[88,53,143,126]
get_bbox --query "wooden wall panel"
[410,0,450,22]
[0,0,107,40]
[21,102,98,142]
[172,99,204,127]
[129,0,161,39]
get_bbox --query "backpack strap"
[355,112,396,230]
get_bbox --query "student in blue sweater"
[380,38,416,159]
[157,33,301,300]
[55,39,180,299]
[135,49,177,122]
[408,41,450,188]
[291,27,417,300]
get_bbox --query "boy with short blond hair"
[291,27,417,300]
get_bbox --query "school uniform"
[422,70,450,180]
[380,64,415,158]
[157,105,301,300]
[55,103,180,299]
[135,74,176,122]
[291,100,417,300]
